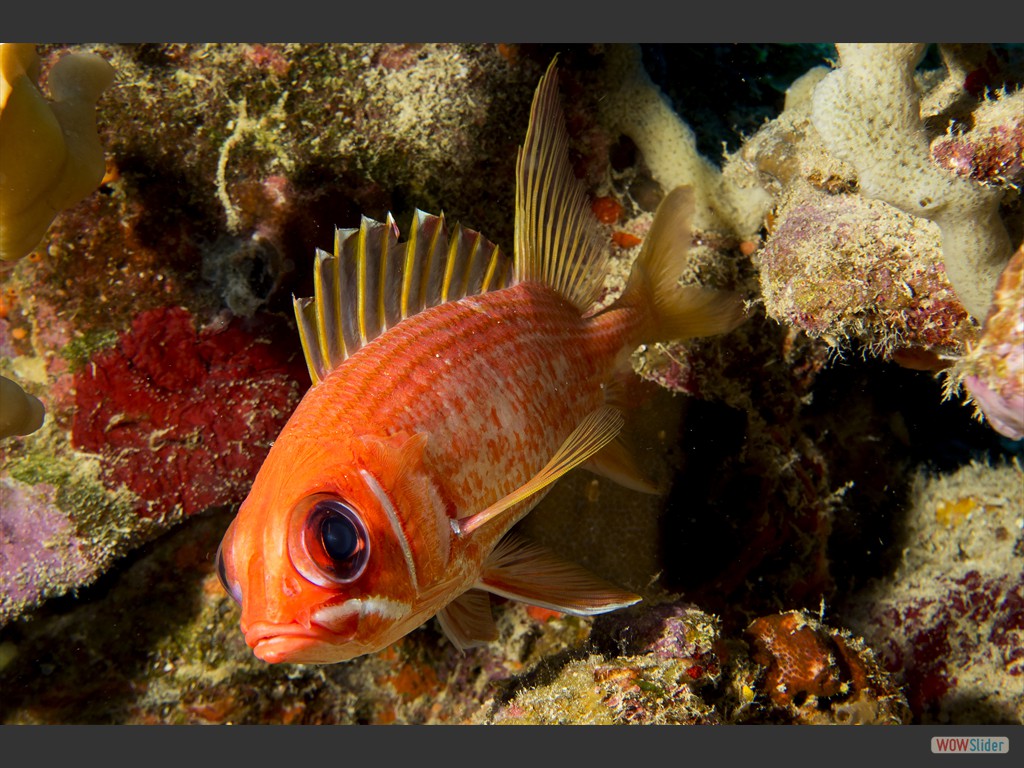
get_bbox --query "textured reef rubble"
[0,43,1021,724]
[846,461,1024,723]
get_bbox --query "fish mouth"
[244,620,355,664]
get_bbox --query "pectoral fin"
[454,405,624,536]
[436,588,497,650]
[477,533,641,615]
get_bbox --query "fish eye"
[215,536,242,606]
[288,495,370,587]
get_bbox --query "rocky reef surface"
[0,43,1021,724]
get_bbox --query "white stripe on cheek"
[360,597,412,621]
[360,469,420,591]
[312,597,411,632]
[312,602,359,632]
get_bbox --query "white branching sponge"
[810,43,1012,321]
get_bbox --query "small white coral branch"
[600,45,771,238]
[215,92,291,233]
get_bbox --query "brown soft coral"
[0,44,114,261]
[0,374,44,438]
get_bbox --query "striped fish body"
[217,59,744,664]
[300,281,643,545]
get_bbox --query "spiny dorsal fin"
[478,533,641,615]
[514,57,609,313]
[294,211,510,385]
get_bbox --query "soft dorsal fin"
[436,588,498,650]
[478,533,641,615]
[294,211,510,385]
[452,405,625,536]
[514,57,609,313]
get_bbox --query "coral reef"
[810,44,1013,321]
[845,461,1024,723]
[746,610,909,724]
[0,537,910,726]
[950,246,1024,440]
[490,603,729,725]
[736,44,1022,366]
[0,43,1020,725]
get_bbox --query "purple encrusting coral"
[758,191,972,354]
[0,478,97,621]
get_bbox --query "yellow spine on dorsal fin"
[355,216,370,345]
[321,240,346,363]
[441,222,463,304]
[513,57,609,313]
[377,213,397,337]
[293,294,326,385]
[293,211,510,387]
[401,210,440,318]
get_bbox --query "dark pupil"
[215,540,241,605]
[216,547,229,588]
[300,498,369,584]
[320,513,358,562]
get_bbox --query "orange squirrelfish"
[216,59,744,664]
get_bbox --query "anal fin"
[436,588,497,651]
[478,533,641,616]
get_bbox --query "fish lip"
[244,620,338,650]
[244,619,361,664]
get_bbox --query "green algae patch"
[495,656,619,725]
[60,328,120,371]
[7,425,158,555]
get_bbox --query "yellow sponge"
[0,44,114,261]
[0,374,44,438]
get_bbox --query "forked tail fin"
[616,186,745,343]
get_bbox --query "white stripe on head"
[312,597,411,632]
[360,469,420,591]
[359,596,412,621]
